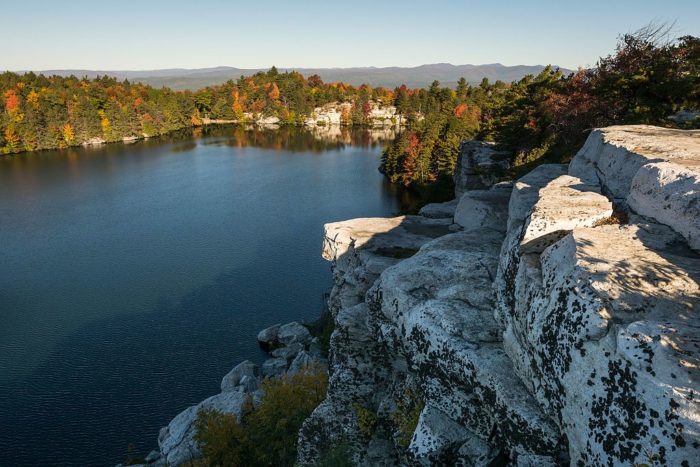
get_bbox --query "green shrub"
[353,404,378,438]
[194,365,328,467]
[391,390,424,449]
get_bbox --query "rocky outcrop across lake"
[298,125,700,466]
[303,101,410,128]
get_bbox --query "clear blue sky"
[4,0,699,71]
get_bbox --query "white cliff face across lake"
[0,125,416,467]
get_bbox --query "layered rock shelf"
[299,125,700,466]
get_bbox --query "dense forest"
[0,68,404,154]
[381,26,700,186]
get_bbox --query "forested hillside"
[380,28,700,186]
[0,69,403,154]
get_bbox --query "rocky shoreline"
[127,124,700,466]
[120,321,328,467]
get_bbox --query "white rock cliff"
[298,126,700,466]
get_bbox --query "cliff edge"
[299,125,700,466]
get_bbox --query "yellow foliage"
[27,90,40,108]
[98,110,111,138]
[62,123,75,144]
[2,125,20,153]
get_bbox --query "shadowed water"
[0,125,415,466]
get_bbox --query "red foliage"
[453,103,468,117]
[4,90,19,112]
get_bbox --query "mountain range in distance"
[18,63,575,90]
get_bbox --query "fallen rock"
[158,389,247,466]
[257,323,281,350]
[262,357,288,377]
[418,199,459,219]
[454,182,512,232]
[220,360,258,392]
[270,341,304,361]
[277,322,311,346]
[288,350,317,375]
[238,375,259,393]
[408,405,472,465]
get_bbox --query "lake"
[0,125,417,466]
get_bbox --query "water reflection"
[197,124,397,152]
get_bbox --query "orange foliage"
[4,125,20,149]
[4,90,19,112]
[250,99,265,113]
[453,103,468,117]
[268,83,280,100]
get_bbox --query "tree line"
[380,26,700,187]
[0,67,402,154]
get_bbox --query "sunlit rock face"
[299,126,700,466]
[569,125,700,250]
[303,101,409,128]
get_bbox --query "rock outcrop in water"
[298,126,700,466]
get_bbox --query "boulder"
[261,357,288,377]
[454,182,512,232]
[418,199,459,219]
[238,375,259,393]
[570,126,700,251]
[270,342,304,361]
[158,389,247,466]
[519,175,612,254]
[220,360,258,392]
[277,322,311,346]
[144,450,162,465]
[288,350,317,375]
[628,160,700,251]
[257,323,280,350]
[668,110,700,125]
[408,405,472,465]
[256,116,280,125]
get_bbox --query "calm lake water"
[0,125,416,466]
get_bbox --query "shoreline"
[0,120,404,158]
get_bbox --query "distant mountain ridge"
[20,63,573,90]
